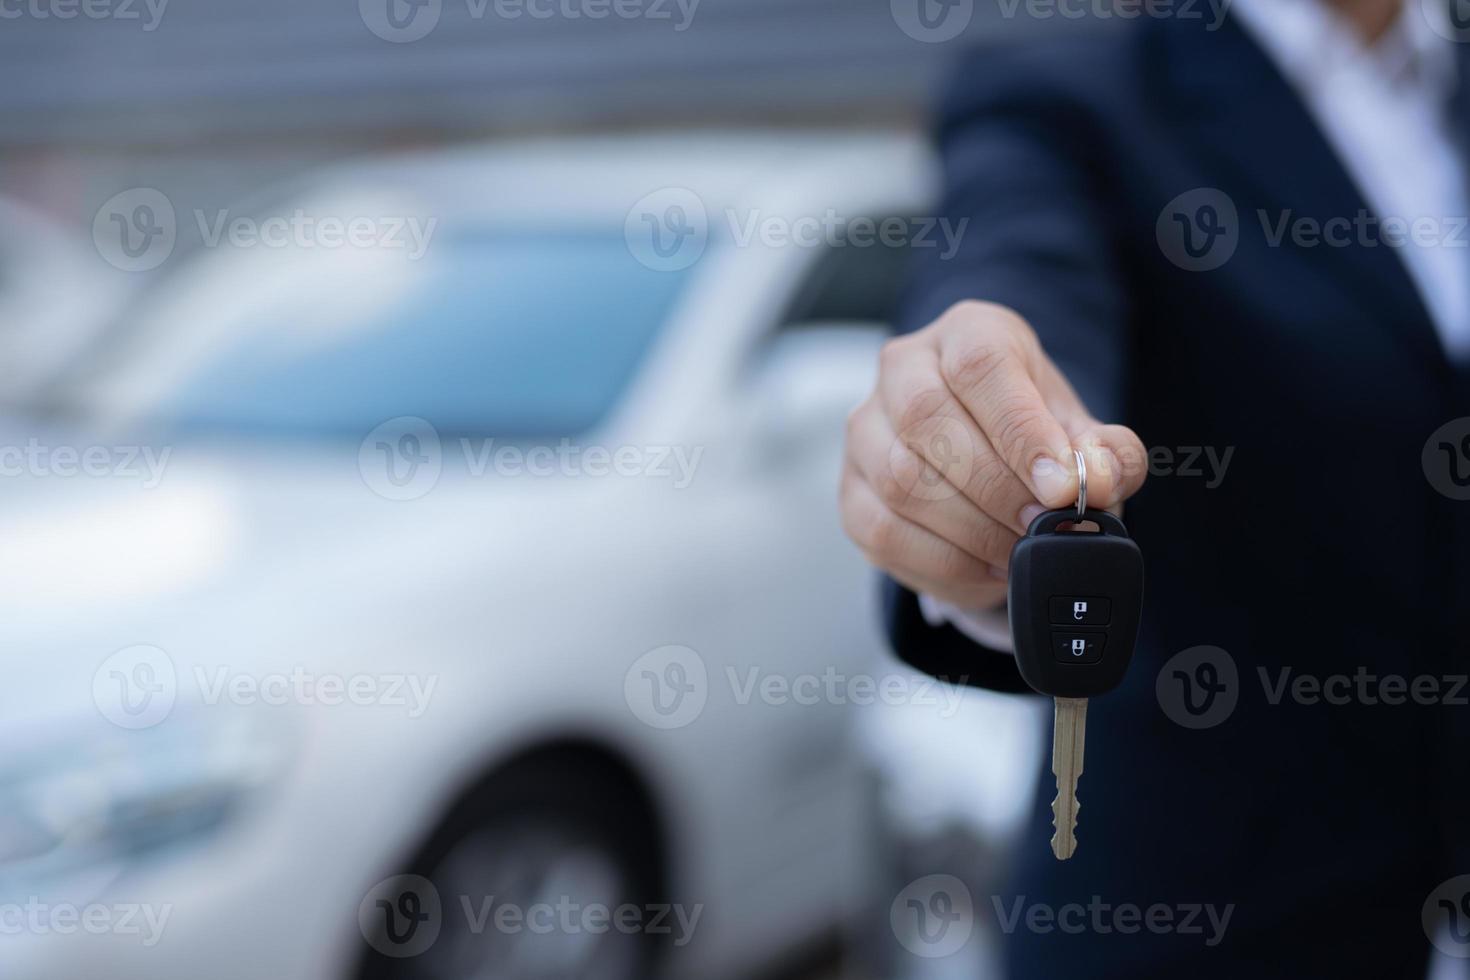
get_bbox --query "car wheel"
[354,753,665,980]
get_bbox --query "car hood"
[0,427,708,722]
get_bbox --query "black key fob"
[1008,508,1144,699]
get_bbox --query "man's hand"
[839,301,1147,611]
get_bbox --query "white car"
[0,196,123,403]
[2,132,946,980]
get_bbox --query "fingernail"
[1031,456,1072,505]
[1019,503,1046,529]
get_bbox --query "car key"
[1008,451,1144,860]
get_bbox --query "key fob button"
[1052,632,1106,665]
[1048,596,1111,626]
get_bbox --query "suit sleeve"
[884,42,1134,692]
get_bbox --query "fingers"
[1067,421,1149,510]
[875,335,1040,535]
[838,462,1009,610]
[836,299,1149,612]
[931,303,1083,509]
[845,398,1021,569]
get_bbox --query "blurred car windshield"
[82,229,688,440]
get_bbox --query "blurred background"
[0,2,1100,977]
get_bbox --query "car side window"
[774,218,913,332]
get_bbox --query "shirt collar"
[1230,0,1457,100]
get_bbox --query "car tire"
[353,751,666,980]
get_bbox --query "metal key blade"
[1050,697,1088,860]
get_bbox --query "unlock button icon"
[1052,632,1106,665]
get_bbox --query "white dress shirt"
[924,0,1470,649]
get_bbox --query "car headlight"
[0,708,291,902]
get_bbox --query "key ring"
[1073,448,1087,521]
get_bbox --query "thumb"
[1067,422,1148,511]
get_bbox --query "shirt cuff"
[917,594,1015,654]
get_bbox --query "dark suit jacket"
[887,12,1470,978]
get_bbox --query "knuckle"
[974,520,1017,563]
[876,448,922,509]
[935,542,979,584]
[968,450,1018,510]
[991,399,1051,462]
[866,509,903,560]
[894,382,951,435]
[939,337,1013,395]
[843,402,866,444]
